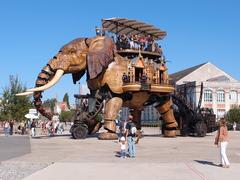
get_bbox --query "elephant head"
[16,36,116,119]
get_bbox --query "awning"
[25,113,39,119]
[102,17,167,40]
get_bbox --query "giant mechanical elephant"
[17,36,178,140]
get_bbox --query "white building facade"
[170,62,240,120]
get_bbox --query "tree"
[0,75,33,121]
[63,93,70,109]
[226,107,240,124]
[42,98,57,112]
[59,109,75,122]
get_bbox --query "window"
[204,89,213,102]
[135,68,143,82]
[217,109,225,120]
[229,91,238,103]
[217,90,225,103]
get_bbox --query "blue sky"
[0,0,240,103]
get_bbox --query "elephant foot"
[164,130,177,137]
[98,132,118,140]
[163,122,177,138]
[99,119,118,140]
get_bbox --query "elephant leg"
[132,109,142,130]
[155,97,178,137]
[98,97,123,140]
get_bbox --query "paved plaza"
[0,128,240,180]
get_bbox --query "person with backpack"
[125,115,137,158]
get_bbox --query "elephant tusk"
[16,91,34,96]
[27,69,64,92]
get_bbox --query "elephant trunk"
[33,64,56,120]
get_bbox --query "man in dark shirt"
[125,115,136,158]
[31,119,36,137]
[9,120,14,135]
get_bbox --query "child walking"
[119,136,127,158]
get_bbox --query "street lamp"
[78,82,81,95]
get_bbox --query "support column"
[155,97,178,137]
[132,109,142,130]
[98,97,123,140]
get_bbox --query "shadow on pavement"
[33,133,101,140]
[194,160,220,167]
[32,133,71,139]
[114,151,121,157]
[143,134,162,137]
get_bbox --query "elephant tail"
[33,64,55,120]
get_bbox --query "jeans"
[127,136,136,157]
[120,150,126,158]
[9,127,13,135]
[220,141,230,166]
[4,127,9,136]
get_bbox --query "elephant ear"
[87,37,116,79]
[72,70,85,84]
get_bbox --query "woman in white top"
[4,121,10,136]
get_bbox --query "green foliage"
[42,98,57,112]
[95,113,103,122]
[59,109,75,122]
[226,107,240,124]
[63,93,70,109]
[0,75,33,121]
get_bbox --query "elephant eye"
[68,48,76,54]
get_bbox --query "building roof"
[170,62,207,82]
[207,75,230,82]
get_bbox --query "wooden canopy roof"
[102,17,167,40]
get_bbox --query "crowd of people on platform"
[114,34,162,54]
[95,27,163,54]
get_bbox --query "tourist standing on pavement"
[119,136,127,158]
[214,118,230,168]
[233,121,237,131]
[9,120,14,135]
[46,121,54,136]
[4,121,10,136]
[20,121,26,135]
[125,115,137,158]
[31,119,36,137]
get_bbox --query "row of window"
[204,90,238,103]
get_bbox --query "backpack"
[129,122,137,136]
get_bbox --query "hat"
[120,136,125,141]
